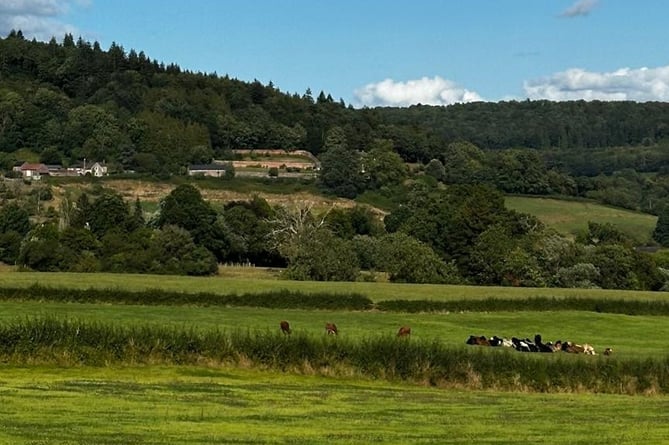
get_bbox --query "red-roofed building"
[12,162,50,180]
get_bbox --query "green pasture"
[0,365,667,445]
[1,300,666,358]
[2,270,669,302]
[505,196,657,243]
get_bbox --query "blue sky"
[2,0,669,106]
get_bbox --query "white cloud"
[354,76,483,107]
[0,0,85,41]
[560,0,599,18]
[524,66,669,102]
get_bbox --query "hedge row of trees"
[1,180,666,290]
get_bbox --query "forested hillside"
[3,31,669,214]
[3,31,669,290]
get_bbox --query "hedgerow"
[376,296,669,316]
[1,285,668,315]
[0,285,373,311]
[2,317,668,395]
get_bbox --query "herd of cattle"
[279,321,609,355]
[279,320,613,355]
[279,321,411,337]
[466,334,613,355]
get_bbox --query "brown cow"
[466,335,490,346]
[280,320,291,335]
[397,326,411,337]
[325,322,338,335]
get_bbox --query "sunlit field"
[505,195,657,243]
[2,366,668,445]
[2,269,669,444]
[2,269,669,302]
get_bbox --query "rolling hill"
[505,196,657,244]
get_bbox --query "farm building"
[187,164,228,177]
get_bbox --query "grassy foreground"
[1,365,668,445]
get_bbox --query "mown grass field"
[2,366,668,445]
[3,269,669,302]
[1,300,668,358]
[3,270,669,443]
[505,196,657,243]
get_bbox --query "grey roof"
[188,164,227,171]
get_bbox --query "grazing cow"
[279,320,291,335]
[397,326,411,337]
[466,335,490,346]
[325,322,338,335]
[604,347,613,356]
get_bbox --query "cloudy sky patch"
[524,66,669,101]
[0,0,84,40]
[560,0,599,18]
[354,76,482,107]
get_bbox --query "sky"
[2,0,669,107]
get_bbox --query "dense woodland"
[3,31,669,289]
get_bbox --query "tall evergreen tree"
[653,206,669,247]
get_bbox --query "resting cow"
[489,336,513,347]
[279,320,291,335]
[466,335,490,346]
[561,341,596,355]
[534,334,556,353]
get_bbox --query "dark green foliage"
[0,230,23,264]
[2,317,669,394]
[318,147,363,198]
[375,232,461,284]
[156,184,228,260]
[87,191,132,237]
[577,221,633,246]
[376,296,669,316]
[222,196,281,266]
[424,158,446,181]
[283,229,360,281]
[653,206,669,247]
[0,202,30,235]
[17,223,67,271]
[5,285,668,316]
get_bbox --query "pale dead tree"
[267,201,334,259]
[59,194,76,231]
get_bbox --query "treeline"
[2,180,667,291]
[4,31,669,174]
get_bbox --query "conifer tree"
[653,206,669,247]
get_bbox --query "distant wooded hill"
[5,31,669,221]
[2,30,669,177]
